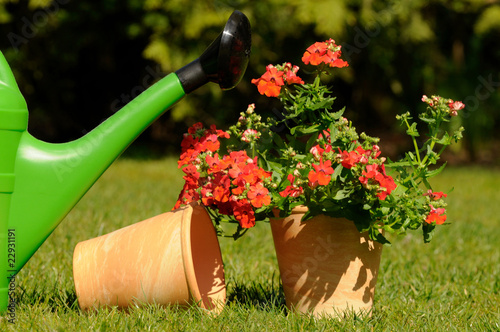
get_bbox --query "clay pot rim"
[288,205,308,214]
[271,205,310,219]
[180,203,226,313]
[180,204,202,305]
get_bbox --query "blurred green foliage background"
[0,0,499,162]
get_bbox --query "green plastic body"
[0,51,186,313]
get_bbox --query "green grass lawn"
[1,157,499,331]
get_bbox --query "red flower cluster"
[279,174,304,198]
[251,65,284,97]
[175,123,272,228]
[447,100,465,116]
[423,190,447,225]
[421,95,465,117]
[252,40,350,98]
[339,145,380,169]
[178,122,230,167]
[252,40,349,98]
[308,159,334,187]
[337,144,396,200]
[359,163,397,200]
[302,38,349,68]
[424,189,447,200]
[251,63,304,98]
[278,138,396,201]
[425,205,447,225]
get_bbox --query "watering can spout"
[176,10,251,93]
[1,10,251,313]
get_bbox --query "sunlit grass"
[1,158,499,330]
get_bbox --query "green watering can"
[0,10,251,313]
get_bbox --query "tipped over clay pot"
[73,203,226,314]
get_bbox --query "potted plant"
[173,38,465,317]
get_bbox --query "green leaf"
[371,228,391,245]
[436,132,451,145]
[426,162,447,178]
[419,115,436,124]
[267,160,285,173]
[329,124,340,142]
[333,189,353,200]
[343,208,371,233]
[406,122,420,137]
[291,124,320,135]
[332,163,343,181]
[422,222,436,243]
[305,132,320,152]
[301,209,313,222]
[426,145,439,164]
[272,132,286,149]
[331,107,345,120]
[309,98,333,111]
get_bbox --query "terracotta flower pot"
[270,206,383,317]
[72,203,226,314]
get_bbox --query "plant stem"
[405,118,422,165]
[420,118,441,165]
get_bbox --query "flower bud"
[246,103,256,114]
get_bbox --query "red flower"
[302,39,349,68]
[308,159,334,187]
[424,190,448,200]
[178,148,197,167]
[371,145,381,158]
[376,174,396,200]
[241,129,260,143]
[209,124,230,139]
[175,122,271,230]
[302,41,328,66]
[279,174,304,198]
[180,134,197,153]
[247,182,271,208]
[199,133,220,153]
[279,185,304,198]
[206,154,229,173]
[173,183,200,209]
[447,100,465,116]
[339,146,371,169]
[233,199,255,228]
[359,163,396,200]
[309,144,325,161]
[187,122,204,135]
[179,123,230,167]
[283,62,304,85]
[425,205,447,225]
[182,164,200,181]
[211,174,230,203]
[200,186,214,206]
[251,65,285,97]
[213,185,229,203]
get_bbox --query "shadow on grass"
[226,276,288,312]
[17,283,79,313]
[17,275,288,316]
